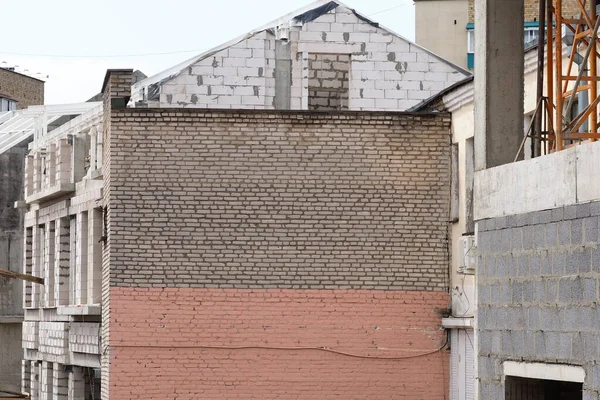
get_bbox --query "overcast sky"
[2,0,414,105]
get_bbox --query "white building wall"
[152,5,469,111]
[160,31,276,109]
[21,125,104,397]
[415,0,469,70]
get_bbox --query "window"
[505,376,582,399]
[0,97,16,111]
[466,22,541,70]
[467,29,475,54]
[467,25,475,69]
[524,26,540,48]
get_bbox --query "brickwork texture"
[109,288,449,400]
[101,70,133,400]
[0,68,44,109]
[100,94,453,399]
[468,0,580,22]
[107,109,451,290]
[477,202,600,399]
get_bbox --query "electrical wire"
[110,341,447,361]
[366,1,414,17]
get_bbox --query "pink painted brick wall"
[108,288,449,399]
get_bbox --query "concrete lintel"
[442,317,474,329]
[57,305,101,316]
[474,139,600,220]
[503,361,586,383]
[70,352,101,368]
[25,183,76,205]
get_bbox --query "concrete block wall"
[38,322,69,363]
[67,368,85,399]
[477,201,600,398]
[291,6,467,111]
[69,322,100,355]
[24,139,73,203]
[18,107,107,400]
[160,31,275,109]
[23,321,38,350]
[21,360,31,395]
[101,95,453,398]
[153,5,468,111]
[52,363,68,400]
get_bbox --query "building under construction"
[473,0,600,398]
[525,0,600,156]
[412,0,600,397]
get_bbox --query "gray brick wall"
[308,53,350,111]
[477,202,600,398]
[106,108,452,291]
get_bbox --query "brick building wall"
[468,0,580,22]
[0,68,44,109]
[102,98,452,399]
[107,110,450,290]
[110,288,449,399]
[477,202,600,398]
[101,70,133,400]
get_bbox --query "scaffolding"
[526,0,600,157]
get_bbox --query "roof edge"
[134,0,471,92]
[408,76,474,112]
[0,67,46,83]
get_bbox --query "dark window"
[505,376,582,400]
[0,97,16,111]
